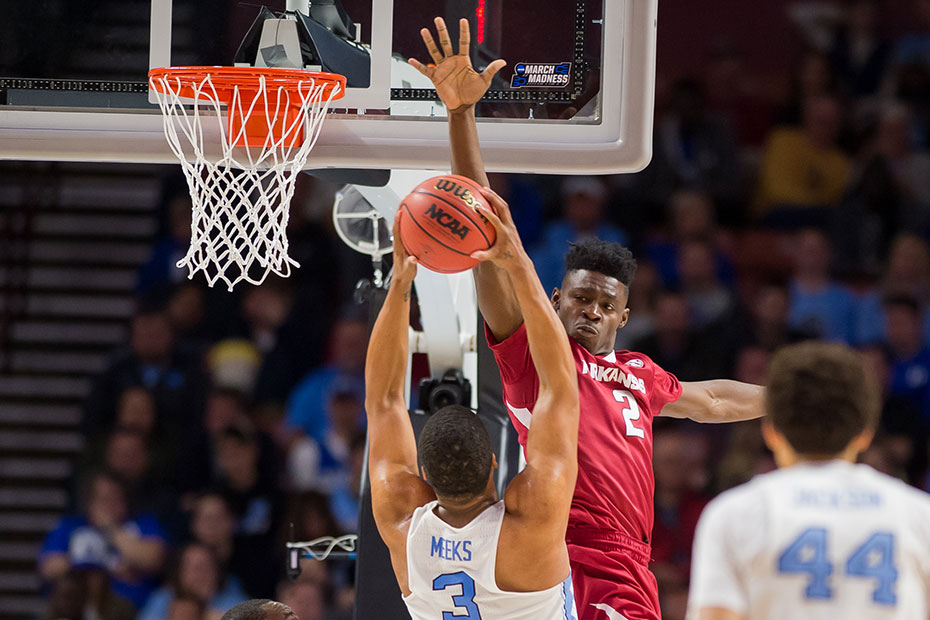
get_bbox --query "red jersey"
[486,323,682,542]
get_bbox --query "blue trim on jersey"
[561,574,577,620]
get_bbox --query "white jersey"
[688,461,930,620]
[403,500,577,620]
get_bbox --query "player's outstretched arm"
[409,17,523,342]
[365,214,435,543]
[660,380,764,423]
[471,189,579,519]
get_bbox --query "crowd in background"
[35,1,930,619]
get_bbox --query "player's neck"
[778,449,858,468]
[434,491,499,528]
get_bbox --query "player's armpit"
[695,607,745,620]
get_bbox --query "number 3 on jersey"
[613,390,645,438]
[433,572,481,620]
[777,528,898,605]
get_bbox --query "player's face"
[553,270,630,356]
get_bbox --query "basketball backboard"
[0,0,658,174]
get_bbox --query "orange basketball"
[398,175,496,274]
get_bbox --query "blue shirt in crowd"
[788,281,858,343]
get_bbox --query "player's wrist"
[448,104,476,117]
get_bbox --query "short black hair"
[418,405,493,499]
[221,599,279,620]
[564,239,638,287]
[766,342,880,455]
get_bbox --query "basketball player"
[410,17,765,620]
[688,342,930,620]
[366,201,579,618]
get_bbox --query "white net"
[150,70,343,290]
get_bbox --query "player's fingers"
[470,249,493,262]
[420,28,444,64]
[434,17,454,57]
[474,203,505,234]
[458,18,470,57]
[478,186,512,223]
[408,57,431,77]
[481,59,507,83]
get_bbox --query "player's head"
[763,341,880,465]
[418,405,496,503]
[221,599,297,620]
[553,238,637,355]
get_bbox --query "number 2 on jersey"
[613,390,645,438]
[777,528,897,605]
[433,572,482,620]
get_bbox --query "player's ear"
[420,465,429,482]
[551,288,562,311]
[618,307,631,328]
[490,453,498,470]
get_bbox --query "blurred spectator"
[860,345,928,483]
[883,295,930,417]
[833,104,930,276]
[641,78,742,210]
[732,346,772,385]
[91,427,173,518]
[278,579,327,620]
[756,94,852,223]
[777,49,840,127]
[632,291,727,380]
[165,593,207,620]
[187,492,264,602]
[529,177,628,293]
[677,239,737,329]
[328,433,366,533]
[114,387,157,438]
[162,281,212,357]
[139,542,248,620]
[651,425,711,605]
[287,381,365,495]
[732,281,813,352]
[713,418,776,492]
[790,0,892,98]
[486,172,546,248]
[215,423,283,597]
[284,317,368,453]
[645,190,735,290]
[614,260,660,351]
[83,310,205,438]
[870,104,930,230]
[855,232,930,345]
[787,227,857,342]
[892,0,930,71]
[40,471,167,609]
[703,43,776,148]
[285,491,340,544]
[40,568,136,620]
[206,340,263,396]
[136,195,193,296]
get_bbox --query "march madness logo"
[511,62,571,88]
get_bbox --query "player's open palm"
[409,17,506,112]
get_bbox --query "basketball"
[397,174,497,274]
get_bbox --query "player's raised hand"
[408,17,507,112]
[470,187,527,271]
[391,211,418,287]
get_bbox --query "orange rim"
[148,66,346,99]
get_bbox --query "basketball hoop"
[149,66,346,290]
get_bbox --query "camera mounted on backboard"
[418,369,472,415]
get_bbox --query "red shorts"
[567,529,661,620]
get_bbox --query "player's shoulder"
[855,464,930,509]
[700,473,772,526]
[614,349,660,371]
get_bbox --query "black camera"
[418,369,472,414]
